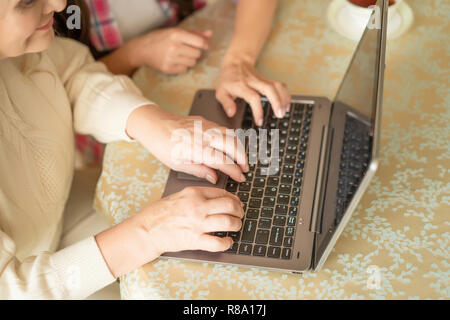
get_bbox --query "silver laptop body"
[161,0,388,273]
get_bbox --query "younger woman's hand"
[215,59,291,126]
[129,27,213,75]
[126,105,249,184]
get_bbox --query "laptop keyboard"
[216,101,314,260]
[334,115,372,225]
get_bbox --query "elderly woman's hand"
[125,105,249,184]
[138,187,244,256]
[95,187,244,278]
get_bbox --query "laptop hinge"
[309,125,334,234]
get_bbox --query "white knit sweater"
[0,37,153,299]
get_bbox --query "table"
[94,0,450,299]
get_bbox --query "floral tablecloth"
[94,0,449,299]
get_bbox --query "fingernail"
[277,110,284,118]
[206,174,217,184]
[240,173,246,182]
[286,104,291,112]
[257,119,263,127]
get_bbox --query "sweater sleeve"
[0,229,116,300]
[47,37,155,143]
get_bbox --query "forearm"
[223,0,279,67]
[125,104,169,143]
[95,213,159,278]
[99,39,141,76]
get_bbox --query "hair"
[53,0,100,56]
[171,0,196,21]
[53,0,197,58]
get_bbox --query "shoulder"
[45,37,94,70]
[47,37,91,58]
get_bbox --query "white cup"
[343,0,403,35]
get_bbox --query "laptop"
[161,0,388,273]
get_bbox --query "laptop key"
[279,184,291,194]
[237,192,249,202]
[228,232,241,242]
[288,136,300,145]
[257,167,271,177]
[226,182,238,193]
[265,187,278,197]
[275,204,288,215]
[285,155,296,164]
[282,248,292,260]
[287,216,296,226]
[280,119,290,128]
[286,146,298,155]
[255,229,270,244]
[288,207,298,216]
[239,182,251,192]
[247,208,259,219]
[267,246,281,258]
[277,194,289,205]
[290,197,299,206]
[286,227,295,237]
[290,127,301,135]
[238,243,252,255]
[258,218,272,229]
[291,120,302,129]
[283,165,295,174]
[249,198,261,208]
[251,188,264,198]
[263,197,276,207]
[283,237,293,247]
[253,245,267,257]
[273,215,286,226]
[261,207,274,218]
[254,178,266,187]
[226,242,238,254]
[241,220,257,243]
[267,177,279,186]
[281,174,293,184]
[269,227,284,246]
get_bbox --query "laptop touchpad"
[176,172,207,182]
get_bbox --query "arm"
[99,29,213,76]
[98,39,140,76]
[224,0,278,68]
[0,229,116,299]
[0,188,243,298]
[216,0,291,126]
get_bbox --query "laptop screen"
[313,0,387,270]
[333,1,385,127]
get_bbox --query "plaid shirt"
[76,0,207,166]
[86,0,207,52]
